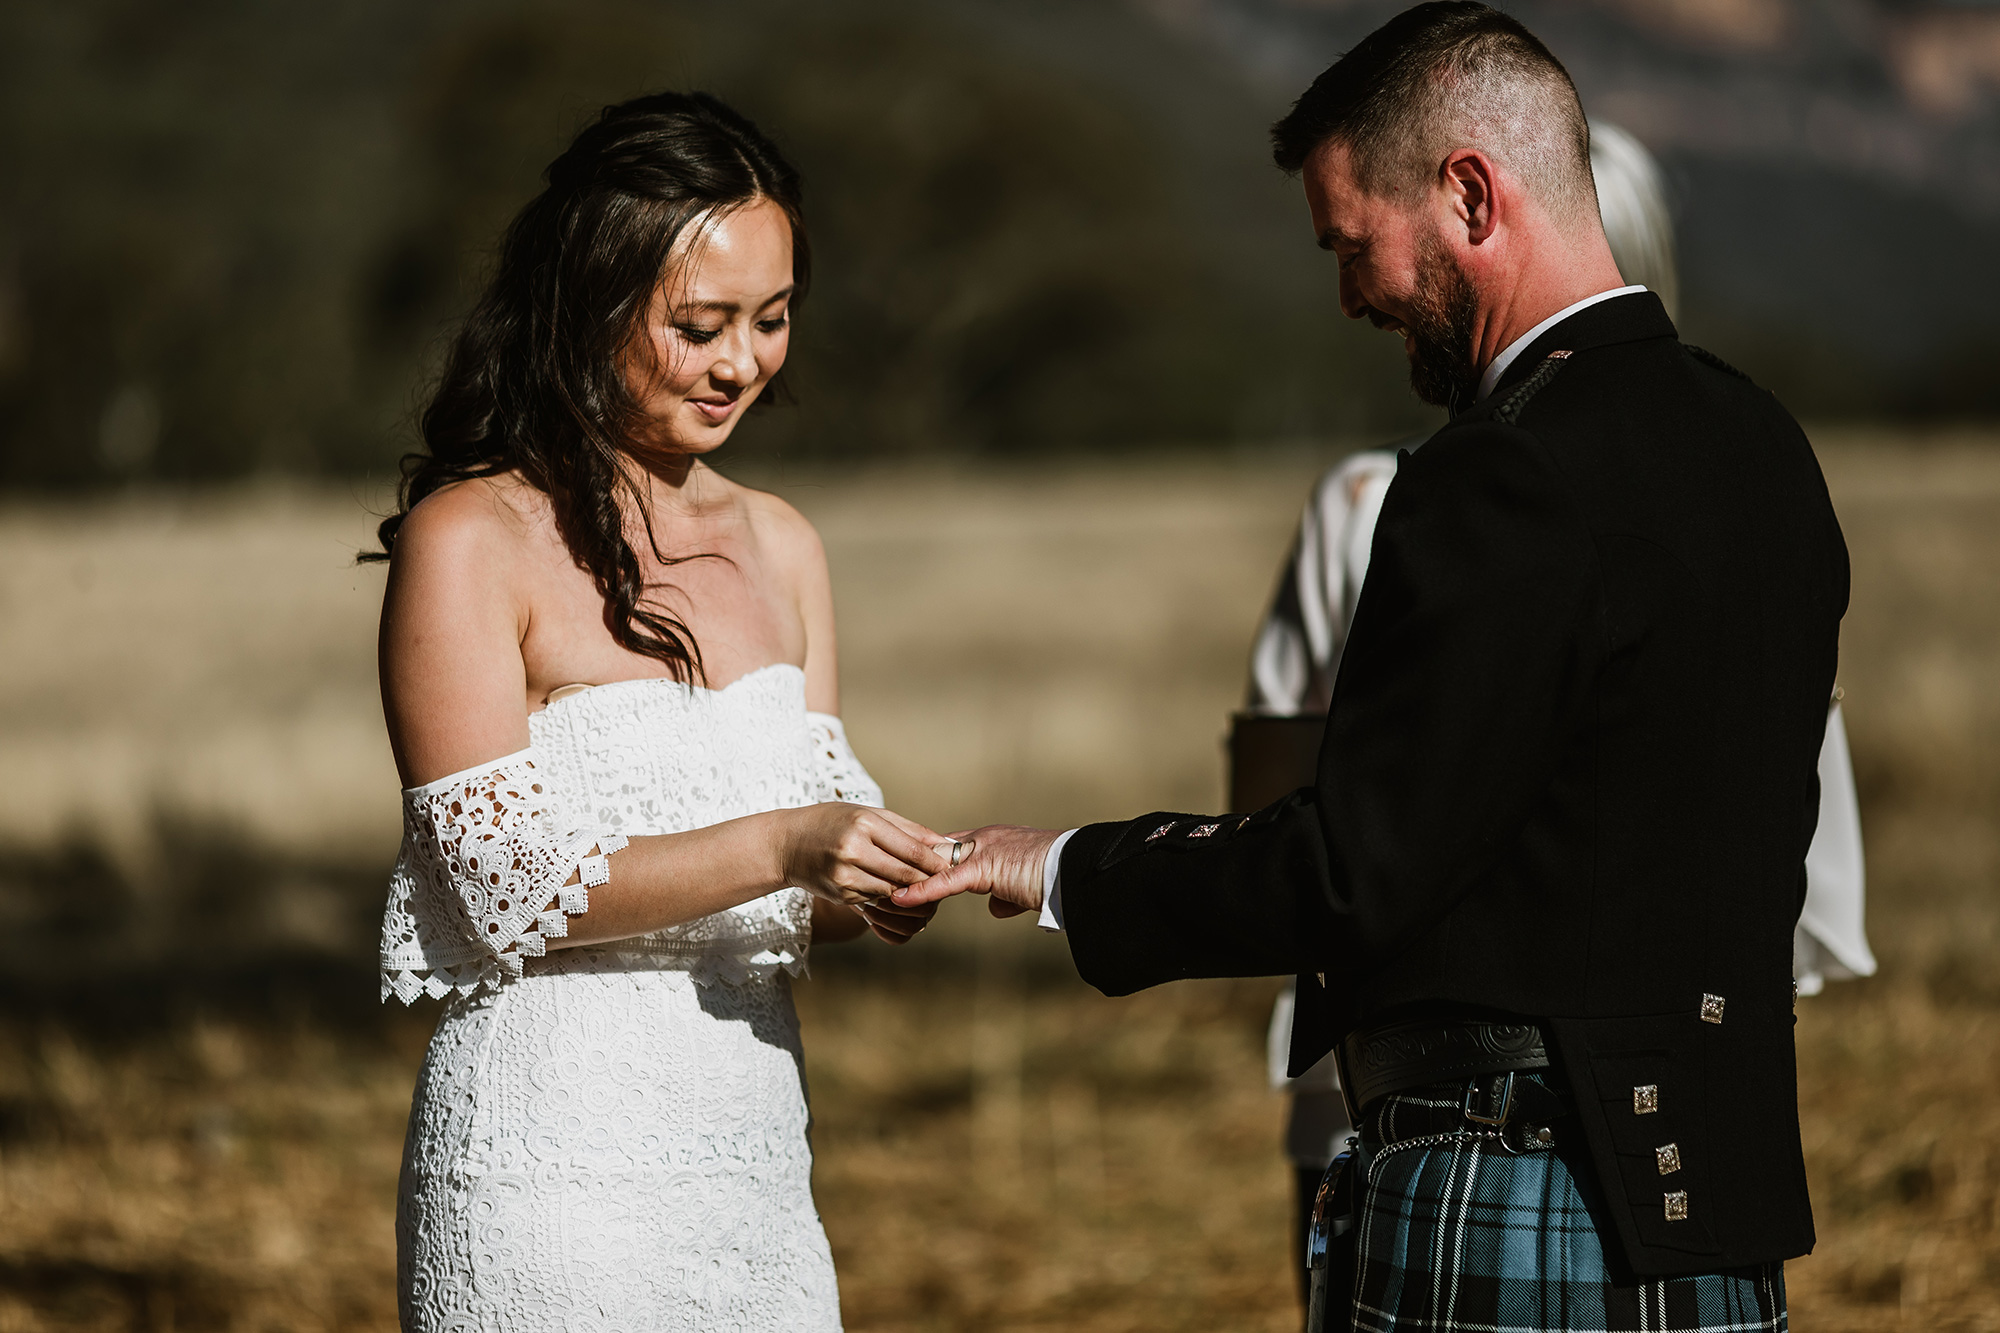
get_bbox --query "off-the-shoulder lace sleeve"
[380,747,628,1004]
[806,713,882,807]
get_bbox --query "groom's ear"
[1442,149,1501,247]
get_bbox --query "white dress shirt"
[1475,285,1648,402]
[1036,828,1078,931]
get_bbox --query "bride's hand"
[778,803,953,906]
[854,894,939,946]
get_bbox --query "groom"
[898,3,1845,1327]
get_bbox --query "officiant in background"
[1229,121,1880,1305]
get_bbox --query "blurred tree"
[0,0,1430,488]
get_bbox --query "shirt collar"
[1474,285,1649,403]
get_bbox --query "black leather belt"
[1337,1016,1552,1115]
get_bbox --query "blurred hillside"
[4,0,1998,490]
[1159,0,2000,417]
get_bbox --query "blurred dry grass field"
[0,435,1994,1330]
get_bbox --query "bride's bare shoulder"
[390,472,568,600]
[392,471,559,580]
[737,482,828,574]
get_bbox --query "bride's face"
[623,198,795,457]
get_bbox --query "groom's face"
[1303,140,1481,407]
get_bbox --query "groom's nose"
[1339,266,1369,321]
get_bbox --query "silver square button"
[1664,1190,1689,1221]
[1656,1142,1682,1175]
[1633,1084,1659,1115]
[1700,994,1726,1024]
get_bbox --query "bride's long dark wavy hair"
[365,91,809,684]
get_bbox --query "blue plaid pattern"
[1349,1089,1786,1333]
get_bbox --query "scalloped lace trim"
[806,712,884,807]
[379,748,626,1004]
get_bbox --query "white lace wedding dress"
[380,664,877,1332]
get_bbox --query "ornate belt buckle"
[1462,1070,1516,1126]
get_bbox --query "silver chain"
[1363,1123,1558,1186]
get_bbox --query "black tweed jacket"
[1056,292,1846,1279]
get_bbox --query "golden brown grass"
[0,434,1994,1330]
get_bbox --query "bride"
[369,91,948,1330]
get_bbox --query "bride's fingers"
[865,812,953,875]
[812,859,921,904]
[849,844,935,889]
[872,809,951,856]
[872,806,939,834]
[857,902,929,944]
[858,901,925,929]
[861,894,934,920]
[865,918,918,945]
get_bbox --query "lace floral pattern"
[392,664,878,1331]
[807,713,883,806]
[399,965,842,1332]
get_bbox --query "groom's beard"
[1405,234,1481,410]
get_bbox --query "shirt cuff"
[1037,828,1080,932]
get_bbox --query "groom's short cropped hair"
[1272,1,1596,224]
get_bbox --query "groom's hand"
[891,825,1059,918]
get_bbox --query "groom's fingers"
[891,861,981,907]
[895,824,1058,914]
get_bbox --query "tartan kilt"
[1350,1086,1787,1333]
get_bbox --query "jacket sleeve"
[1060,422,1600,996]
